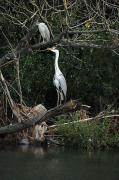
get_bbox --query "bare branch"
[61,39,119,49]
[0,100,90,135]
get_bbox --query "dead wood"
[48,114,119,131]
[0,99,90,135]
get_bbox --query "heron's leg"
[59,92,62,105]
[61,90,66,104]
[57,90,60,106]
[58,92,61,106]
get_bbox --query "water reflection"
[19,144,48,157]
[0,145,119,180]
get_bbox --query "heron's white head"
[47,47,59,54]
[36,21,45,26]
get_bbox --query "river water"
[0,145,119,180]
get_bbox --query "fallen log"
[0,99,90,135]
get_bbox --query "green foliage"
[1,47,118,111]
[2,52,55,106]
[58,114,119,150]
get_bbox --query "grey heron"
[36,22,50,42]
[47,47,67,106]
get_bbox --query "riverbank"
[0,110,119,151]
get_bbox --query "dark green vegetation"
[1,47,119,112]
[3,48,119,111]
[58,113,119,150]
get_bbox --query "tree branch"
[61,39,119,49]
[0,27,119,67]
[0,100,90,135]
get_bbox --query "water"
[0,145,119,180]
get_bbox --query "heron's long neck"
[55,51,60,72]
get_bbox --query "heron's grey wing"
[44,24,50,41]
[53,73,67,96]
[53,76,60,90]
[58,74,67,97]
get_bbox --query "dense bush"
[57,113,119,150]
